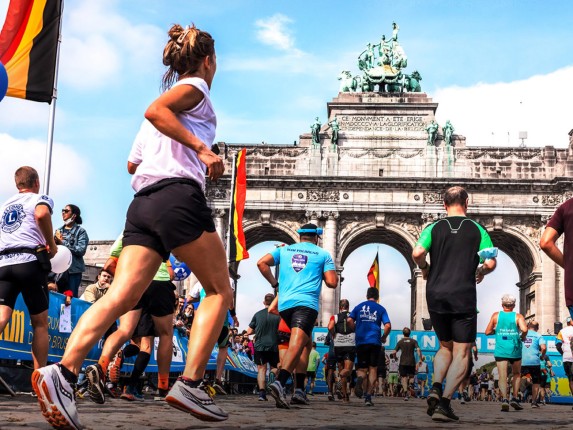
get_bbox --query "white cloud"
[0,97,51,130]
[59,0,163,91]
[255,14,296,52]
[0,133,90,196]
[434,66,573,148]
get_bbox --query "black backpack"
[335,311,353,335]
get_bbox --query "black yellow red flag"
[0,0,63,103]
[228,148,249,262]
[367,252,380,292]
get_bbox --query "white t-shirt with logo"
[128,77,217,193]
[0,192,54,267]
[557,325,573,362]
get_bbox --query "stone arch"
[339,223,418,270]
[243,220,298,249]
[486,226,540,281]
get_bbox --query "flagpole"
[43,1,64,194]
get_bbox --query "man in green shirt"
[305,342,320,396]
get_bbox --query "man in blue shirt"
[258,223,338,409]
[347,287,391,406]
[520,321,546,407]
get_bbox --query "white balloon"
[51,245,72,274]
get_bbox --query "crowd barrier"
[0,292,258,378]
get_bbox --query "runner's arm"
[35,204,57,257]
[516,313,528,340]
[540,227,564,268]
[323,269,338,289]
[381,322,391,343]
[257,253,278,288]
[484,312,498,335]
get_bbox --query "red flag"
[228,148,249,262]
[0,0,62,103]
[367,252,379,291]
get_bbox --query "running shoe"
[510,397,523,410]
[364,395,374,407]
[426,387,441,417]
[501,399,510,412]
[212,380,227,395]
[258,391,268,401]
[108,350,123,384]
[268,380,290,409]
[354,376,364,398]
[85,363,106,404]
[531,401,540,408]
[327,392,335,401]
[432,404,459,422]
[165,378,229,422]
[291,388,310,405]
[462,390,471,403]
[120,384,144,401]
[32,364,83,430]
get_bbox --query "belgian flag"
[367,252,380,293]
[0,0,63,103]
[228,148,249,262]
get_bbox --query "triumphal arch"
[207,24,573,333]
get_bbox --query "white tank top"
[129,77,217,192]
[0,192,54,267]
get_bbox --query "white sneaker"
[32,364,83,430]
[165,378,228,422]
[268,381,290,409]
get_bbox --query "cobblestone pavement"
[0,393,571,429]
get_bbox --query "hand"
[54,230,63,244]
[476,268,485,284]
[198,148,224,181]
[47,243,58,259]
[232,315,239,327]
[421,265,430,280]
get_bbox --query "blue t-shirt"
[521,330,546,366]
[349,300,391,346]
[271,242,336,312]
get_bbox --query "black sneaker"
[432,404,459,422]
[501,399,510,412]
[85,364,106,404]
[354,376,364,398]
[426,388,441,417]
[327,392,335,401]
[462,390,471,403]
[510,397,523,410]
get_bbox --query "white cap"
[501,294,516,306]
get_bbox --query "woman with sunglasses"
[54,204,89,297]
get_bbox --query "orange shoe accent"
[98,355,111,375]
[31,370,73,430]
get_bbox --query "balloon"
[0,62,7,102]
[51,245,72,274]
[169,254,191,281]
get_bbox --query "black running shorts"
[254,350,279,367]
[429,311,477,344]
[334,346,356,363]
[132,311,155,338]
[0,260,49,315]
[564,362,573,381]
[521,365,542,384]
[132,280,176,317]
[356,344,381,369]
[399,365,416,377]
[124,179,216,260]
[217,325,230,349]
[279,306,318,337]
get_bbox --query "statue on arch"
[328,115,340,147]
[442,120,455,146]
[426,120,439,146]
[310,117,322,146]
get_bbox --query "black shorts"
[279,306,318,337]
[217,325,230,349]
[356,344,381,369]
[306,371,316,379]
[124,179,216,260]
[132,280,176,317]
[521,365,542,384]
[254,350,279,367]
[133,311,155,338]
[539,378,548,388]
[564,362,573,380]
[494,380,499,389]
[278,331,291,346]
[399,365,416,377]
[495,356,520,364]
[326,358,338,370]
[334,346,356,363]
[0,260,49,315]
[430,311,477,343]
[377,367,387,378]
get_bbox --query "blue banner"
[0,292,257,379]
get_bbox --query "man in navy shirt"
[347,287,391,406]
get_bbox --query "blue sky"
[1,0,571,330]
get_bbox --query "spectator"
[81,269,113,303]
[54,204,89,297]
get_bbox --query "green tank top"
[494,311,522,359]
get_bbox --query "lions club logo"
[2,204,25,233]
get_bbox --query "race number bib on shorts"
[291,254,308,272]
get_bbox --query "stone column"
[320,212,339,326]
[412,270,428,331]
[538,252,558,334]
[213,209,227,245]
[425,145,437,178]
